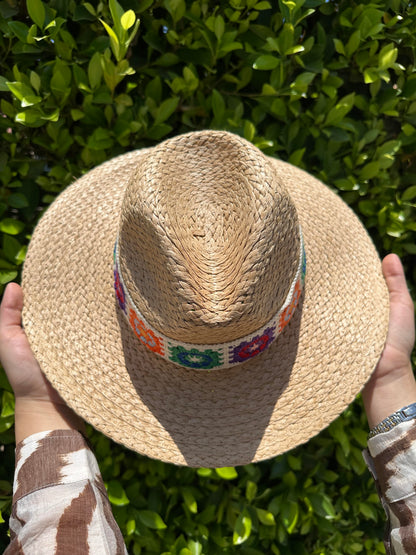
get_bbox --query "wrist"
[362,362,416,428]
[368,402,416,438]
[14,397,85,444]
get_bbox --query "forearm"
[364,419,416,555]
[6,429,127,555]
[14,398,85,444]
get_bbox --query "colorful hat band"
[114,233,306,370]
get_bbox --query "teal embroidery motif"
[168,346,222,369]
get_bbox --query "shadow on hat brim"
[117,294,302,467]
[22,147,389,467]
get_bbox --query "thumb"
[382,253,411,303]
[0,283,24,337]
[381,253,414,358]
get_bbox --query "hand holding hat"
[0,283,83,442]
[363,254,416,429]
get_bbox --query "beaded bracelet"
[368,402,416,439]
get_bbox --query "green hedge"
[1,0,415,553]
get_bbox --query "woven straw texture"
[22,131,389,467]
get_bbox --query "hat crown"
[118,131,300,344]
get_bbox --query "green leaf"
[87,127,114,150]
[278,22,294,55]
[1,391,15,417]
[286,44,304,55]
[8,192,29,209]
[88,52,103,90]
[255,1,272,9]
[329,418,351,455]
[147,123,172,140]
[121,10,136,31]
[244,120,255,142]
[145,77,162,104]
[109,0,124,38]
[15,109,43,126]
[376,140,401,159]
[214,15,225,40]
[6,82,41,107]
[211,89,225,121]
[245,480,257,501]
[308,492,336,519]
[182,487,198,513]
[290,71,316,92]
[345,30,360,57]
[358,200,376,216]
[364,68,380,84]
[106,480,130,506]
[154,96,179,125]
[233,512,252,545]
[71,108,84,121]
[3,235,22,263]
[30,71,41,93]
[0,77,9,92]
[41,108,60,122]
[115,93,133,106]
[378,44,398,69]
[402,185,416,202]
[256,508,276,526]
[187,540,202,555]
[359,161,380,180]
[100,19,120,60]
[27,0,46,29]
[164,0,186,23]
[126,518,136,535]
[50,60,72,97]
[333,38,345,55]
[137,510,167,529]
[136,0,153,12]
[0,270,18,285]
[196,468,212,477]
[15,245,27,265]
[0,218,25,235]
[0,412,14,432]
[253,55,279,70]
[287,454,301,470]
[7,21,29,42]
[216,467,238,479]
[325,93,355,126]
[288,148,305,166]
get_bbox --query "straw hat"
[22,131,389,467]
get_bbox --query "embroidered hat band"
[114,231,306,370]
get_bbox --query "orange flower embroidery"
[129,309,164,355]
[279,279,302,333]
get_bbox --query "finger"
[382,254,413,307]
[0,282,24,333]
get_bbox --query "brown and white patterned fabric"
[364,419,416,555]
[5,423,416,554]
[5,430,127,555]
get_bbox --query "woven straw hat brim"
[22,148,389,467]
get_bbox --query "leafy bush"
[0,0,415,552]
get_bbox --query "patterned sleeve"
[363,419,416,554]
[5,429,128,555]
